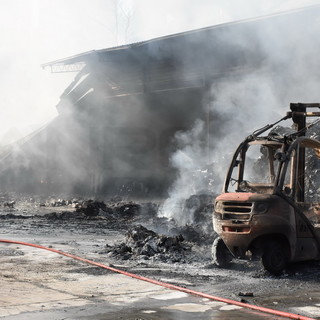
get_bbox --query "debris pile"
[50,199,71,207]
[110,202,142,218]
[183,193,214,223]
[45,198,153,219]
[0,194,215,262]
[173,224,213,245]
[43,210,87,220]
[104,225,190,262]
[165,193,216,245]
[75,200,109,217]
[37,200,158,232]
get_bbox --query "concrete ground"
[0,199,319,320]
[0,234,317,320]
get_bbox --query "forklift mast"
[289,103,320,202]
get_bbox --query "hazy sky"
[1,0,319,144]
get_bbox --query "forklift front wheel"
[212,237,233,268]
[262,240,288,276]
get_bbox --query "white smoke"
[158,120,210,224]
[2,0,318,145]
[158,71,284,225]
[158,6,320,225]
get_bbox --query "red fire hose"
[0,238,315,320]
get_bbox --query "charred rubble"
[0,193,216,263]
[42,199,152,222]
[103,225,189,263]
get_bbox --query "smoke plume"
[159,6,320,225]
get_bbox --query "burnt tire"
[261,241,288,276]
[212,237,233,268]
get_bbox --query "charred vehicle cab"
[212,103,320,275]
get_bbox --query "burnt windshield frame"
[224,139,283,193]
[223,139,248,193]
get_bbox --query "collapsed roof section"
[44,30,257,103]
[42,4,320,113]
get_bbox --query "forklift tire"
[212,237,233,268]
[261,241,288,276]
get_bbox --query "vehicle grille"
[221,201,253,221]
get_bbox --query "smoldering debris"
[110,202,142,218]
[183,193,215,224]
[100,194,217,263]
[0,193,216,266]
[155,193,216,245]
[43,197,216,247]
[103,224,190,263]
[75,200,109,217]
[0,192,216,234]
[41,199,145,222]
[42,200,144,220]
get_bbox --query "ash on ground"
[0,192,217,265]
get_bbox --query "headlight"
[254,202,269,214]
[214,201,223,212]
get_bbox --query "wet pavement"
[0,237,314,320]
[0,200,319,320]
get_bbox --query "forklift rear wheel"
[212,237,233,268]
[261,241,288,276]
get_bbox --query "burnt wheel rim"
[269,249,285,269]
[262,241,288,275]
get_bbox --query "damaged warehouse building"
[1,5,320,197]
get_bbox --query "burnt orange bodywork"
[213,192,298,259]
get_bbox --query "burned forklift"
[212,103,320,275]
